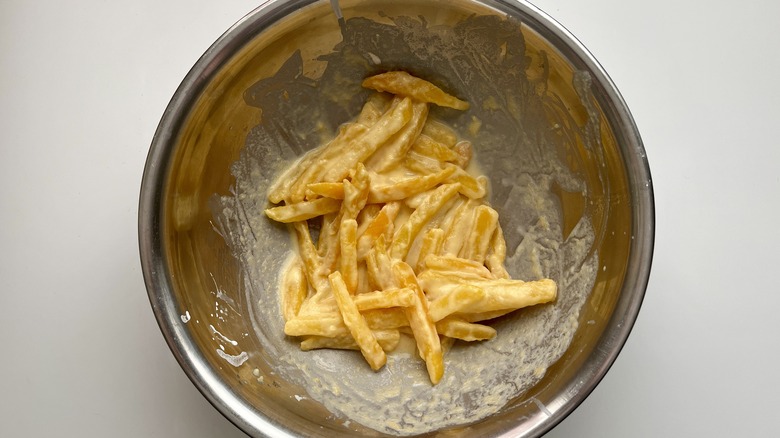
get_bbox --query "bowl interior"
[142,0,652,436]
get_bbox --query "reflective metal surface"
[139,0,653,436]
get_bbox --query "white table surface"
[2,0,778,436]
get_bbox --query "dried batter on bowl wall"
[212,12,599,436]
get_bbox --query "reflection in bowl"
[139,0,653,436]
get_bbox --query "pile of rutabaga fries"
[264,72,557,384]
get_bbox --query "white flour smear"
[212,13,600,436]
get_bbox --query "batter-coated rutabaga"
[263,72,557,384]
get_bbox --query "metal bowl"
[139,0,653,436]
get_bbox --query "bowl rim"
[138,0,655,436]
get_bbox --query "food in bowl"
[140,0,653,436]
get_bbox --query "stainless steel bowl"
[139,0,653,436]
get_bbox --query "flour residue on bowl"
[212,13,599,436]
